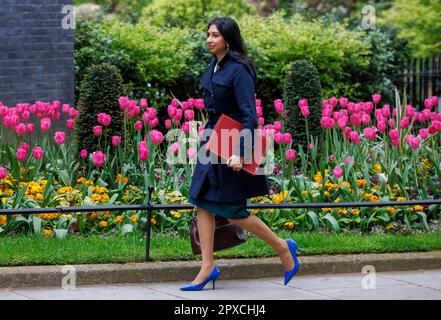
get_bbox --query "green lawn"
[1,231,441,266]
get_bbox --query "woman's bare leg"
[191,207,216,284]
[228,215,294,271]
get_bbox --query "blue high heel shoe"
[180,266,220,291]
[284,239,302,286]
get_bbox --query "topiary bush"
[283,59,323,151]
[75,63,126,165]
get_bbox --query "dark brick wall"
[0,0,74,107]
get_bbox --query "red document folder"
[205,113,269,176]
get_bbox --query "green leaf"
[323,214,340,233]
[415,212,430,232]
[306,211,319,230]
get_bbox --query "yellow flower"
[284,221,295,230]
[172,211,182,219]
[301,190,308,198]
[88,212,98,220]
[351,209,360,216]
[373,164,382,173]
[0,215,6,225]
[84,180,94,187]
[115,216,124,223]
[131,215,138,223]
[115,174,129,184]
[273,190,291,204]
[92,194,102,202]
[322,208,331,212]
[151,217,157,225]
[341,181,351,189]
[337,209,348,215]
[314,172,323,183]
[386,223,395,230]
[411,205,424,212]
[77,177,86,184]
[99,221,108,227]
[43,229,53,237]
[396,197,406,201]
[386,207,396,215]
[356,179,366,188]
[324,191,330,198]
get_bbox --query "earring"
[226,44,230,52]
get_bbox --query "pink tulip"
[181,101,189,111]
[93,125,102,137]
[361,113,371,125]
[274,132,283,144]
[16,148,27,162]
[187,147,197,160]
[274,99,284,114]
[381,105,390,117]
[320,117,334,128]
[405,105,416,118]
[399,117,410,129]
[273,121,282,132]
[187,98,195,108]
[350,113,362,127]
[388,118,396,128]
[283,132,292,145]
[309,143,315,150]
[285,149,296,161]
[298,99,308,108]
[167,105,177,118]
[54,131,66,145]
[147,118,159,128]
[349,131,361,144]
[258,117,265,126]
[181,122,190,133]
[337,116,348,129]
[134,120,143,131]
[333,166,343,178]
[406,135,420,149]
[97,113,112,126]
[67,119,75,130]
[112,136,122,147]
[339,97,348,108]
[419,128,429,139]
[171,142,180,154]
[329,97,338,108]
[21,110,30,121]
[62,104,70,114]
[195,99,205,110]
[377,120,386,132]
[92,151,106,167]
[32,147,44,160]
[149,130,163,144]
[372,94,381,104]
[174,109,183,121]
[391,138,400,147]
[147,108,156,120]
[164,119,171,129]
[184,109,194,121]
[424,98,433,109]
[26,123,35,134]
[0,167,7,180]
[256,106,263,117]
[389,129,399,140]
[300,106,310,117]
[345,156,352,166]
[80,149,88,159]
[322,107,332,117]
[118,96,130,109]
[198,125,205,138]
[140,98,148,109]
[363,126,377,140]
[15,123,26,136]
[363,102,374,113]
[137,141,149,161]
[40,117,51,132]
[255,98,262,108]
[68,108,79,119]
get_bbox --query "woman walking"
[182,17,300,291]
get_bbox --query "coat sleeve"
[232,65,258,163]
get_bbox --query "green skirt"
[188,196,251,220]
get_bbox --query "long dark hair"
[207,17,256,81]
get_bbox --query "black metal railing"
[1,185,440,260]
[401,55,441,108]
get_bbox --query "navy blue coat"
[189,52,270,202]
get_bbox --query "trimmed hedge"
[75,63,126,163]
[283,59,323,150]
